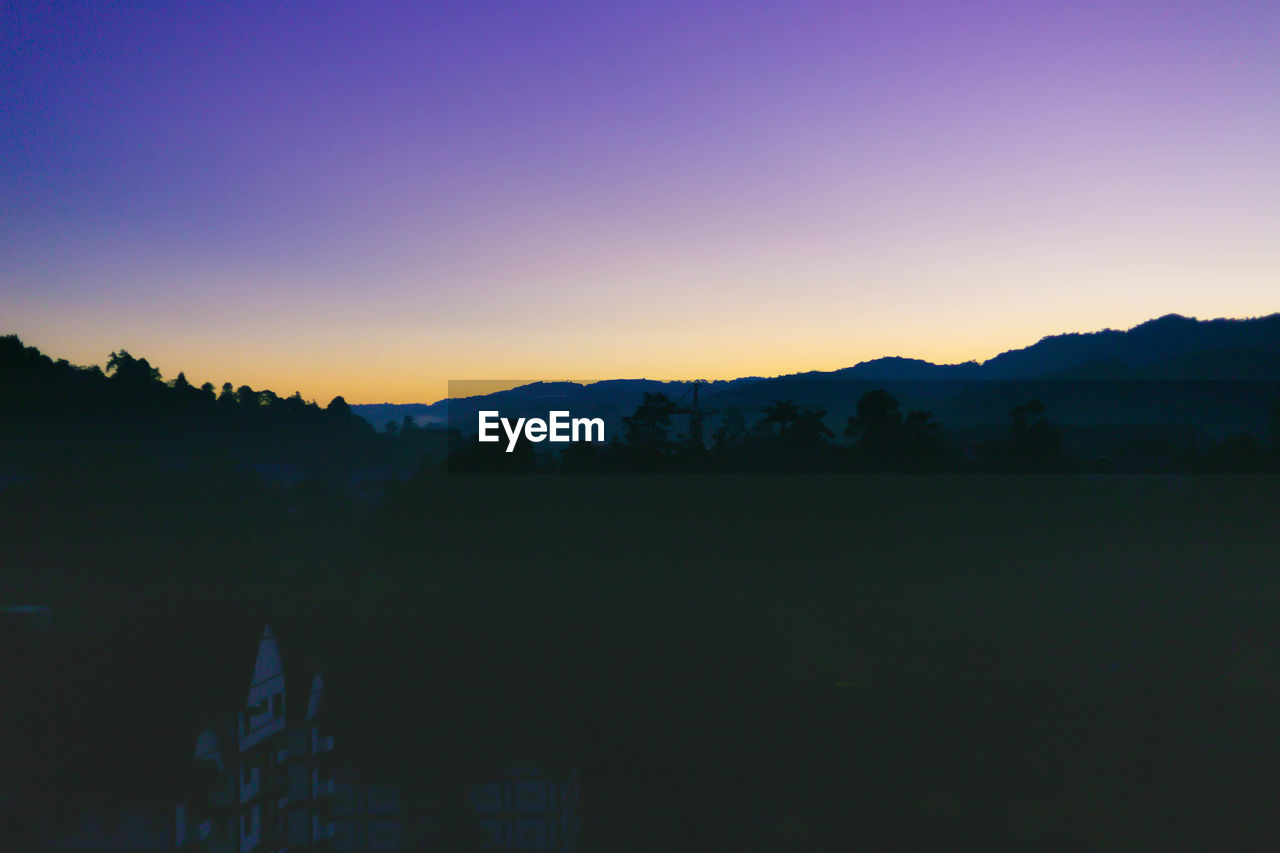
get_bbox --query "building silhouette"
[175,626,578,852]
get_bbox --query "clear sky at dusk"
[4,1,1278,403]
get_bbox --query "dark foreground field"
[5,473,1280,850]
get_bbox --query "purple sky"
[4,0,1278,402]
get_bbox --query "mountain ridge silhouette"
[355,314,1280,434]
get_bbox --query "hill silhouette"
[359,314,1280,449]
[5,317,1279,478]
[3,321,1280,847]
[0,334,454,486]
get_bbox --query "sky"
[3,0,1278,403]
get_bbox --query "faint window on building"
[366,785,400,814]
[288,764,309,799]
[239,805,260,839]
[478,819,503,848]
[516,818,548,848]
[514,781,547,814]
[334,784,356,816]
[334,821,356,852]
[288,810,311,846]
[369,820,400,850]
[471,783,502,814]
[272,692,283,718]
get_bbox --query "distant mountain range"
[353,314,1280,441]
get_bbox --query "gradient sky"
[4,0,1278,403]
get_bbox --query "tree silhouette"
[899,409,951,471]
[983,398,1063,471]
[750,401,835,470]
[446,435,536,473]
[846,389,901,438]
[761,400,801,439]
[105,350,162,387]
[842,390,952,471]
[844,389,903,470]
[793,407,834,446]
[711,409,747,451]
[624,394,676,446]
[0,335,447,489]
[788,407,836,470]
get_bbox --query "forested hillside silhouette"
[367,313,1280,442]
[0,334,453,482]
[3,333,1277,478]
[448,387,1280,473]
[5,330,1280,849]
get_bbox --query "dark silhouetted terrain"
[3,320,1280,850]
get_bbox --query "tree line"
[449,389,1280,474]
[4,333,1277,478]
[0,335,452,481]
